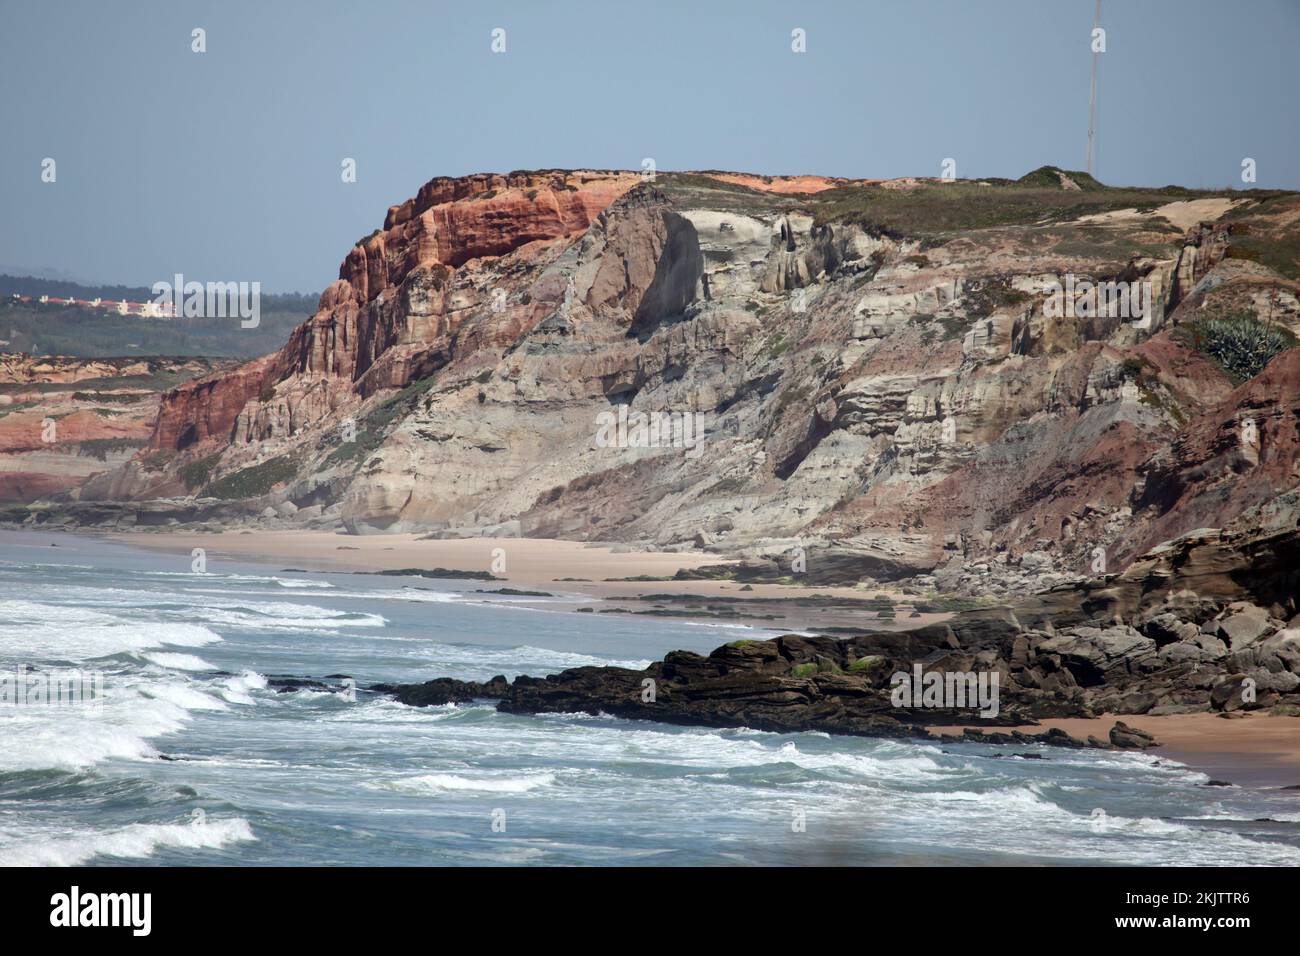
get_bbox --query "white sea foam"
[140,682,227,712]
[185,585,457,605]
[0,676,216,771]
[141,652,217,672]
[419,643,651,674]
[373,772,557,795]
[0,601,221,661]
[0,817,255,866]
[178,599,387,632]
[40,583,384,633]
[217,670,267,705]
[147,571,334,589]
[761,740,947,782]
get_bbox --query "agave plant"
[1189,312,1295,382]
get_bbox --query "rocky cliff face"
[0,356,222,501]
[62,167,1300,591]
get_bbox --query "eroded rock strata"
[11,167,1286,598]
[0,355,223,501]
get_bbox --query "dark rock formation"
[371,675,509,707]
[1109,720,1158,749]
[376,524,1300,745]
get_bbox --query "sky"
[1,0,1297,292]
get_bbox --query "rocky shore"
[372,523,1300,749]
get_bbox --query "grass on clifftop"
[1222,195,1300,280]
[807,180,1221,242]
[1014,165,1106,191]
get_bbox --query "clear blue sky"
[2,0,1297,292]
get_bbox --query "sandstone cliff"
[0,355,223,501]
[48,167,1300,592]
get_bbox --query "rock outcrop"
[374,523,1300,737]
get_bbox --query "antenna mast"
[1087,0,1101,175]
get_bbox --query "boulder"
[1210,674,1255,712]
[1109,720,1158,749]
[1216,603,1275,649]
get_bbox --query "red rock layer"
[150,171,641,452]
[150,356,275,451]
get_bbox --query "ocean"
[2,530,1298,867]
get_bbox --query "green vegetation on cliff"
[204,456,298,500]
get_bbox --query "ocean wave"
[146,571,334,589]
[0,816,256,866]
[760,740,946,782]
[187,585,461,605]
[175,599,387,632]
[0,678,214,772]
[22,585,385,634]
[140,652,217,672]
[320,696,467,723]
[0,600,221,662]
[372,772,557,795]
[140,681,228,713]
[217,670,267,705]
[419,643,651,674]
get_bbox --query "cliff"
[45,167,1300,593]
[0,355,223,501]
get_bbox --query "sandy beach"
[932,715,1300,789]
[105,530,737,593]
[94,529,948,634]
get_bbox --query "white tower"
[1087,0,1101,176]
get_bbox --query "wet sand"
[931,714,1300,789]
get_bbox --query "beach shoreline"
[23,528,1300,792]
[86,528,950,634]
[930,715,1300,790]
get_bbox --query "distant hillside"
[0,275,317,359]
[1015,165,1106,191]
[0,275,318,313]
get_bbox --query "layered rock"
[51,169,1300,601]
[0,356,220,501]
